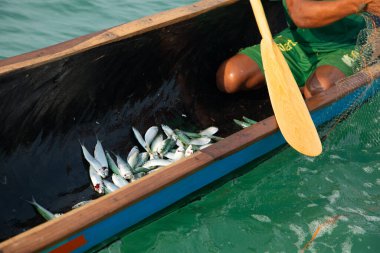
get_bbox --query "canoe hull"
[45,77,380,253]
[0,0,379,252]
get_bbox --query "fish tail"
[77,138,84,146]
[27,196,37,206]
[95,133,102,143]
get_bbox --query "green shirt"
[281,0,366,53]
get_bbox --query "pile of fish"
[28,118,261,220]
[82,124,222,195]
[29,124,222,220]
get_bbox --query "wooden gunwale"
[1,62,379,253]
[0,0,379,250]
[0,0,238,75]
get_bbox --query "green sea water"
[97,91,380,252]
[1,1,379,252]
[0,0,195,59]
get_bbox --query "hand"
[365,0,380,16]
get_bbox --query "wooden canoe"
[0,0,379,252]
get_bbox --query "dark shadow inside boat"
[0,0,286,240]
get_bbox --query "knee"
[216,61,244,94]
[304,76,327,99]
[304,66,345,99]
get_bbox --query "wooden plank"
[0,0,238,75]
[202,115,278,159]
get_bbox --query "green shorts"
[239,29,358,87]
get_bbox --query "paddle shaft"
[248,0,322,156]
[250,0,272,41]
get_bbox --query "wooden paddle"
[249,0,322,156]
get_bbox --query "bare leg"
[216,54,265,93]
[303,65,346,99]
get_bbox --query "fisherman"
[216,0,380,98]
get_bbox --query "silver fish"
[103,179,119,194]
[134,172,146,179]
[210,135,224,141]
[164,146,185,161]
[242,116,257,125]
[127,146,139,159]
[176,139,184,148]
[89,165,104,194]
[161,124,175,139]
[72,200,92,209]
[200,143,213,150]
[189,137,211,146]
[81,144,107,178]
[144,126,159,147]
[147,168,160,174]
[233,119,251,128]
[133,167,151,174]
[164,151,176,160]
[199,126,219,136]
[116,154,134,180]
[28,197,56,221]
[142,159,173,168]
[185,145,194,157]
[94,139,108,170]
[183,130,222,141]
[174,129,191,145]
[182,131,202,139]
[127,146,139,169]
[105,151,120,175]
[112,173,129,188]
[135,152,150,168]
[158,138,176,156]
[150,134,164,153]
[132,127,151,153]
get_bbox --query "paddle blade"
[260,39,322,156]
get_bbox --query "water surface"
[0,0,196,58]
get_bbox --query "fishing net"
[353,13,380,71]
[319,13,380,148]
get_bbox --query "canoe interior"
[0,0,286,240]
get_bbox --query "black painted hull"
[0,0,285,240]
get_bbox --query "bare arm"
[286,0,372,28]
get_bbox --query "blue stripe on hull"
[46,79,380,252]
